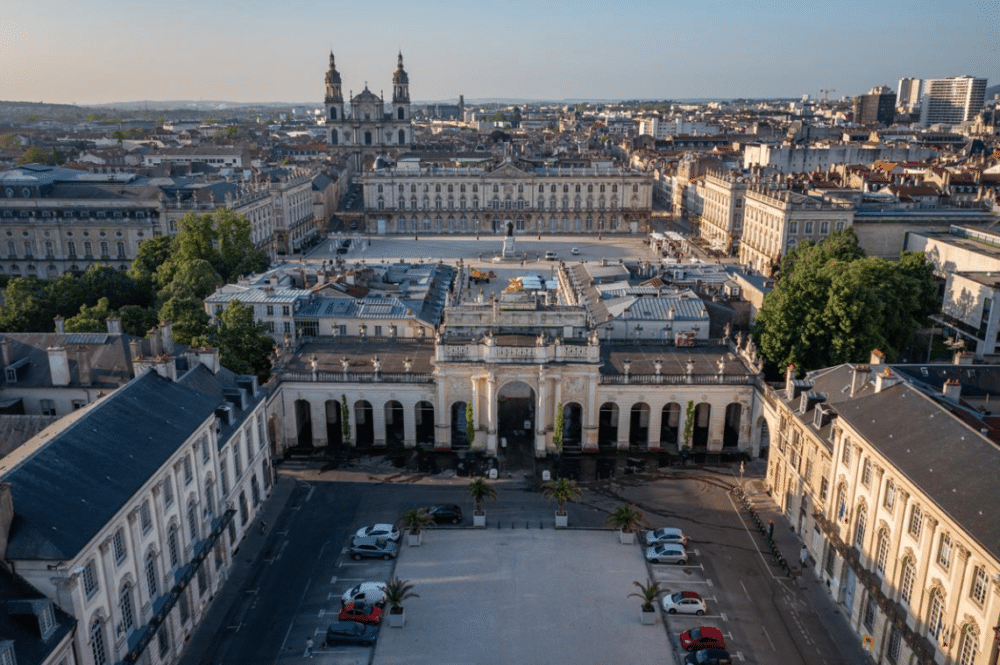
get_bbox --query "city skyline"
[0,0,997,106]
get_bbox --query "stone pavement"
[177,475,298,665]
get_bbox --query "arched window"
[167,524,180,569]
[876,530,889,574]
[91,619,108,665]
[900,557,915,603]
[927,590,944,639]
[854,504,866,546]
[119,583,135,633]
[145,550,159,598]
[187,502,198,542]
[397,107,404,120]
[958,625,979,665]
[330,108,337,120]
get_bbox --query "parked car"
[683,649,732,665]
[662,591,706,615]
[338,601,382,625]
[341,582,387,607]
[348,537,398,561]
[355,524,401,541]
[325,621,378,647]
[571,247,580,255]
[645,527,688,546]
[680,626,727,652]
[645,544,688,565]
[544,251,557,260]
[424,504,463,524]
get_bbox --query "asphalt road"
[188,462,852,665]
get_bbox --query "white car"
[341,581,387,607]
[662,590,707,615]
[544,251,557,260]
[355,524,400,542]
[645,527,688,546]
[645,544,688,565]
[571,247,580,255]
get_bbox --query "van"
[341,581,387,607]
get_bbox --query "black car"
[325,621,378,647]
[684,649,732,665]
[425,504,463,524]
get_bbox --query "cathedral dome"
[393,52,408,85]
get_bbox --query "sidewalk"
[177,474,298,665]
[743,474,873,665]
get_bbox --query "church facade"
[324,52,413,169]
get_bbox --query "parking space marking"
[740,580,752,601]
[706,578,713,587]
[304,484,315,503]
[761,625,776,650]
[316,539,329,560]
[735,652,744,661]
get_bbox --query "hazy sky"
[1,0,996,105]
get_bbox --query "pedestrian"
[800,544,809,567]
[305,637,314,658]
[767,520,774,542]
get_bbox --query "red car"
[680,626,727,652]
[338,602,382,625]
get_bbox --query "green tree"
[174,213,220,269]
[628,579,662,612]
[65,297,114,333]
[552,402,564,451]
[399,508,435,535]
[216,208,269,282]
[341,395,351,443]
[128,235,173,297]
[606,504,644,533]
[0,134,19,150]
[683,401,695,448]
[467,478,498,515]
[16,146,58,166]
[465,402,475,447]
[199,300,274,381]
[82,265,139,310]
[170,258,223,300]
[118,304,158,337]
[157,291,210,346]
[0,278,56,332]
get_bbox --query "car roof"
[679,591,702,600]
[653,527,682,534]
[653,543,684,551]
[368,523,395,530]
[693,626,724,638]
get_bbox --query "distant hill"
[986,84,1000,101]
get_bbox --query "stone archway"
[385,400,405,448]
[497,380,535,466]
[354,400,374,447]
[294,399,312,447]
[723,403,742,448]
[415,401,435,447]
[756,416,771,459]
[598,402,618,450]
[325,399,342,448]
[562,402,583,450]
[451,401,469,448]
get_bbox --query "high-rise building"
[852,86,897,125]
[919,76,988,126]
[897,77,922,111]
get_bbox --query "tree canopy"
[195,301,274,382]
[753,229,938,373]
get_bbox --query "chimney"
[870,349,885,365]
[0,483,13,565]
[54,315,65,334]
[785,364,796,398]
[953,351,974,365]
[850,364,870,397]
[152,357,177,382]
[47,346,71,387]
[942,378,961,402]
[874,366,901,393]
[106,317,122,335]
[76,346,92,387]
[0,339,10,367]
[129,338,141,361]
[197,346,220,374]
[148,326,162,357]
[160,320,175,354]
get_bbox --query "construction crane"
[820,89,837,104]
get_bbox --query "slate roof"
[0,333,135,390]
[1,367,220,560]
[0,568,75,665]
[833,382,1000,560]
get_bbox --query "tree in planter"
[467,477,498,516]
[384,576,418,618]
[465,402,475,447]
[628,579,662,613]
[341,395,351,444]
[542,477,582,515]
[399,508,435,535]
[606,504,644,533]
[552,402,564,452]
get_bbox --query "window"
[900,558,915,603]
[836,221,846,231]
[971,566,988,604]
[163,477,174,507]
[854,505,866,546]
[112,528,127,564]
[139,501,152,533]
[167,525,180,568]
[909,505,923,538]
[938,533,952,569]
[116,242,125,258]
[220,458,229,496]
[40,399,55,416]
[820,221,829,234]
[119,584,135,633]
[262,459,272,489]
[824,544,836,575]
[157,623,171,658]
[82,560,98,597]
[841,440,852,466]
[183,455,193,485]
[789,221,798,234]
[819,477,829,501]
[863,595,876,630]
[187,503,199,542]
[205,479,215,519]
[233,444,242,478]
[884,481,895,510]
[282,306,290,316]
[145,550,158,598]
[861,459,872,487]
[927,591,944,639]
[67,241,76,258]
[887,628,901,663]
[266,305,274,316]
[876,531,889,574]
[91,620,108,665]
[804,221,813,234]
[958,627,979,665]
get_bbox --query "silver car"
[645,527,688,546]
[645,544,688,565]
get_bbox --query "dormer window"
[0,640,16,665]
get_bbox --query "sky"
[0,0,996,106]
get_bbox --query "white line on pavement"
[727,492,783,581]
[305,484,315,503]
[740,580,752,601]
[761,625,776,650]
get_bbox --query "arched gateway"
[496,380,535,468]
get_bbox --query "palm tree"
[542,477,582,515]
[467,477,498,515]
[399,508,435,535]
[605,504,644,533]
[628,579,662,612]
[384,576,419,615]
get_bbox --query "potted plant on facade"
[341,394,352,446]
[384,576,418,628]
[629,579,661,625]
[606,503,644,544]
[399,508,435,546]
[542,477,582,528]
[467,477,498,528]
[466,402,476,449]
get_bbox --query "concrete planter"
[619,530,636,545]
[388,608,405,628]
[407,531,422,546]
[473,512,486,528]
[640,608,656,625]
[555,512,568,528]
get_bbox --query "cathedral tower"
[324,52,345,144]
[392,52,411,128]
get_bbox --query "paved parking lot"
[374,529,671,665]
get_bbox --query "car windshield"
[690,629,702,640]
[671,592,683,602]
[347,585,360,595]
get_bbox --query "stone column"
[861,465,886,567]
[536,368,548,454]
[945,544,971,641]
[677,402,689,449]
[583,374,599,450]
[616,401,629,450]
[885,489,909,600]
[403,400,417,447]
[435,376,449,448]
[647,404,662,450]
[309,400,328,447]
[486,374,497,453]
[371,399,386,447]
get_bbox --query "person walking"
[305,636,314,658]
[799,544,809,567]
